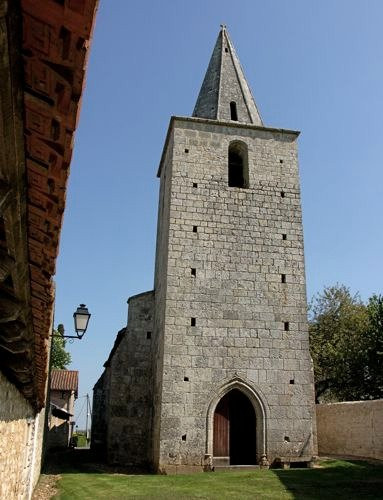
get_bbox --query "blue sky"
[54,0,383,428]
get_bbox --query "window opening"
[191,318,196,327]
[290,379,295,384]
[281,191,285,198]
[191,268,196,277]
[182,434,187,441]
[281,274,286,283]
[185,148,189,153]
[282,234,287,240]
[228,142,248,188]
[192,226,197,233]
[230,101,238,121]
[146,331,152,340]
[184,377,189,382]
[193,182,198,188]
[284,322,290,331]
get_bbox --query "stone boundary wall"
[316,400,383,460]
[0,371,45,499]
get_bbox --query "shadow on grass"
[43,449,150,475]
[272,459,383,500]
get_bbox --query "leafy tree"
[309,285,369,402]
[51,324,71,369]
[363,295,383,399]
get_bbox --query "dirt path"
[32,474,59,500]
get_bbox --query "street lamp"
[73,304,91,339]
[51,304,91,339]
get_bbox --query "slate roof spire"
[192,25,263,125]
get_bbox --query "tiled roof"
[51,369,78,394]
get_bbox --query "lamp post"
[51,304,91,339]
[45,305,91,455]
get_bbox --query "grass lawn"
[52,459,383,500]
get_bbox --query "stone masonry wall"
[317,401,383,460]
[107,291,155,466]
[154,117,316,470]
[0,371,45,499]
[91,370,109,453]
[152,133,174,466]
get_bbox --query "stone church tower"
[92,26,317,472]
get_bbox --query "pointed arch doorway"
[213,389,257,465]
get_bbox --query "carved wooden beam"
[0,247,15,281]
[0,289,23,322]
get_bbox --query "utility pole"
[85,393,92,446]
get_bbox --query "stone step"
[213,465,260,471]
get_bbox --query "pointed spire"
[193,26,263,126]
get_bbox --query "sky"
[54,0,383,428]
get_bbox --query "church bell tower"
[152,26,317,472]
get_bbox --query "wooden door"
[213,396,229,456]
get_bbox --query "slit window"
[281,191,285,198]
[230,101,238,121]
[228,141,249,188]
[191,318,196,327]
[191,268,196,277]
[284,322,290,332]
[281,274,286,283]
[182,434,187,441]
[146,331,152,340]
[225,47,229,53]
[192,226,197,233]
[282,234,287,240]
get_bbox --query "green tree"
[309,284,369,402]
[363,295,383,399]
[51,324,71,369]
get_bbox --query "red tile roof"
[51,369,78,395]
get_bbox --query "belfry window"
[228,141,249,188]
[230,101,238,121]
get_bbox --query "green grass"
[53,460,383,500]
[72,433,87,448]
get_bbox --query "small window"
[284,436,290,442]
[281,274,286,284]
[192,226,197,233]
[280,159,284,164]
[289,379,295,385]
[146,331,152,340]
[182,434,187,441]
[281,191,285,198]
[192,182,198,188]
[228,141,249,188]
[284,322,289,331]
[185,148,189,153]
[184,377,189,382]
[230,101,238,121]
[282,234,287,240]
[191,318,196,327]
[225,47,229,53]
[191,268,196,277]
